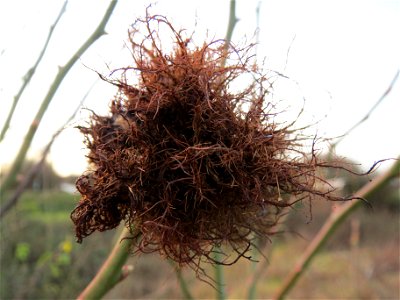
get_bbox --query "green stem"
[213,2,238,298]
[225,0,238,46]
[221,0,238,67]
[247,246,260,300]
[0,1,68,142]
[77,226,135,300]
[170,262,194,300]
[214,249,226,300]
[246,207,291,299]
[273,158,400,300]
[0,0,117,193]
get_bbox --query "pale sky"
[1,0,399,177]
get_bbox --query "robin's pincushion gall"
[71,14,363,269]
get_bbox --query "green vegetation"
[0,190,115,299]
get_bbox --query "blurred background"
[1,0,399,299]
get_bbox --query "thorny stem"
[273,158,400,300]
[77,226,135,300]
[0,1,117,193]
[0,1,68,142]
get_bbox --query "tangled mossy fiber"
[71,15,345,266]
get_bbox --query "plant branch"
[332,70,399,147]
[214,250,227,300]
[225,0,238,46]
[246,207,291,299]
[221,0,238,67]
[0,81,96,219]
[273,157,400,300]
[169,261,194,300]
[0,0,117,193]
[0,1,68,142]
[213,2,238,298]
[77,226,136,300]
